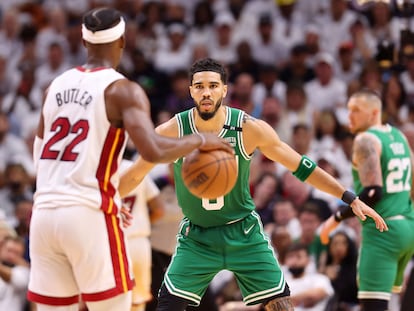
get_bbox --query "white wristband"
[197,133,206,148]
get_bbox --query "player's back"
[353,125,414,220]
[35,67,127,214]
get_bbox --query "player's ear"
[119,35,125,49]
[223,85,228,98]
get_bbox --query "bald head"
[347,90,383,133]
[349,90,382,111]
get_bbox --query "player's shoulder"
[241,112,271,133]
[155,115,179,138]
[354,131,382,154]
[355,130,380,143]
[105,78,147,103]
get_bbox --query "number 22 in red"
[41,117,89,161]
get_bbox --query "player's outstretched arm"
[320,197,388,245]
[249,118,388,233]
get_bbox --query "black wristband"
[334,211,343,222]
[334,205,355,222]
[341,190,357,205]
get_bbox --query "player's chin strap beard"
[197,98,222,121]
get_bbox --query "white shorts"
[28,206,134,306]
[128,236,152,304]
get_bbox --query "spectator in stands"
[305,52,348,125]
[319,231,359,311]
[334,41,362,85]
[228,40,260,83]
[0,8,23,75]
[274,0,305,60]
[128,48,170,122]
[265,199,302,240]
[252,171,280,226]
[165,70,193,115]
[2,61,42,139]
[352,59,383,95]
[399,44,414,120]
[270,226,293,266]
[296,201,327,271]
[229,72,259,117]
[284,243,334,311]
[279,44,315,84]
[135,1,164,63]
[0,163,33,228]
[35,7,69,64]
[250,13,288,67]
[153,23,192,76]
[65,17,86,66]
[316,0,357,56]
[382,71,406,126]
[35,41,70,91]
[209,11,237,66]
[277,82,314,144]
[365,1,401,51]
[260,96,283,133]
[187,0,214,48]
[0,113,35,180]
[252,64,287,111]
[0,235,30,311]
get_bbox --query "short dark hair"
[286,242,309,255]
[292,123,310,134]
[189,58,227,84]
[82,7,122,32]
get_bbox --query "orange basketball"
[182,149,238,199]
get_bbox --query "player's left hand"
[350,198,388,232]
[320,216,339,245]
[120,206,133,228]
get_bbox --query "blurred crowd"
[0,0,414,310]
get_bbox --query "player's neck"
[194,106,227,134]
[83,56,116,70]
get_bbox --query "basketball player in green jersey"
[321,90,414,311]
[120,59,387,311]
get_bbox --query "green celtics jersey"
[174,106,255,228]
[352,125,414,222]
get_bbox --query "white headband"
[82,17,125,44]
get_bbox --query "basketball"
[182,149,238,199]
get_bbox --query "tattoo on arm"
[264,297,294,311]
[243,114,256,123]
[354,134,382,185]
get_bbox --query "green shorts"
[358,217,414,301]
[163,212,286,306]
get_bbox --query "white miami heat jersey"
[120,159,160,238]
[35,67,127,215]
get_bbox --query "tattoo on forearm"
[264,297,294,311]
[354,134,382,185]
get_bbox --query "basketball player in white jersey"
[27,7,232,311]
[121,158,165,311]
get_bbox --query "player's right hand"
[350,198,388,232]
[120,206,133,228]
[198,133,234,155]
